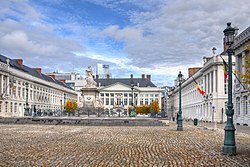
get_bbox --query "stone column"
[6,76,9,95]
[213,70,216,93]
[203,75,206,93]
[0,74,3,94]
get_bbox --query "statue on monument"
[85,66,97,88]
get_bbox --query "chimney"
[130,74,133,78]
[188,68,201,77]
[146,75,151,81]
[96,75,99,79]
[15,59,23,67]
[142,74,145,79]
[60,80,66,84]
[223,37,229,52]
[33,68,42,74]
[48,74,56,79]
[107,74,110,79]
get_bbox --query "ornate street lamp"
[222,22,237,155]
[130,80,136,117]
[60,99,62,116]
[24,82,30,116]
[177,71,183,131]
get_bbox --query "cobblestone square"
[0,123,249,166]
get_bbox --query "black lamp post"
[222,22,236,155]
[60,99,62,116]
[177,71,183,131]
[24,82,30,116]
[63,93,66,116]
[130,80,136,117]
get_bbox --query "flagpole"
[219,55,246,89]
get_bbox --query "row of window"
[0,101,62,113]
[100,93,159,98]
[101,97,159,106]
[236,96,248,115]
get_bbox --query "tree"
[65,100,77,112]
[149,100,160,117]
[136,105,151,115]
[152,100,160,113]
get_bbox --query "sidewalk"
[170,120,250,136]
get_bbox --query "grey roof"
[0,54,73,90]
[95,78,156,87]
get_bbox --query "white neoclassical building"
[0,54,77,117]
[95,75,162,114]
[168,50,235,123]
[233,26,250,126]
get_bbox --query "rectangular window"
[155,94,158,97]
[110,93,114,97]
[140,99,143,105]
[100,93,104,97]
[34,91,36,101]
[244,96,248,115]
[30,90,32,100]
[10,102,13,113]
[124,99,128,106]
[18,87,21,98]
[236,98,240,115]
[105,98,109,105]
[140,94,144,97]
[22,88,25,99]
[5,102,8,112]
[110,98,114,105]
[145,99,148,105]
[129,99,132,105]
[124,93,128,97]
[105,93,109,97]
[14,103,17,112]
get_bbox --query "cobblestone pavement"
[0,123,250,167]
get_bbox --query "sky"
[0,0,249,86]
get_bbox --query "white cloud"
[1,0,250,86]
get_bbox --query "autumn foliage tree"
[136,105,150,115]
[65,100,77,112]
[149,100,160,114]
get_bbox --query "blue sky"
[0,0,250,86]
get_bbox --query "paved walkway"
[179,120,250,136]
[0,123,250,166]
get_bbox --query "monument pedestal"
[79,87,102,116]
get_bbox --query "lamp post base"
[222,145,236,155]
[223,126,236,155]
[177,120,183,131]
[177,126,183,131]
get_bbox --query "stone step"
[0,117,167,126]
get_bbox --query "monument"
[79,66,104,116]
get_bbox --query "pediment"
[100,82,134,91]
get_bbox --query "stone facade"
[0,55,77,117]
[168,52,235,123]
[233,26,250,126]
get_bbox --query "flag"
[222,59,228,83]
[193,77,205,96]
